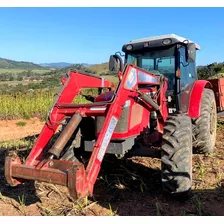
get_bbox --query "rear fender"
[180,80,213,119]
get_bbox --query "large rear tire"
[192,88,217,154]
[161,114,192,199]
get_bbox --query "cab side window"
[179,47,197,91]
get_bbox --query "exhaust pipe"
[48,113,82,159]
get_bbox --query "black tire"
[192,88,217,154]
[161,114,192,199]
[60,127,81,162]
[60,117,95,162]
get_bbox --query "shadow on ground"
[91,156,224,216]
[0,135,41,206]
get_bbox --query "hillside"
[39,62,73,69]
[88,62,110,75]
[197,62,224,80]
[44,62,111,77]
[40,62,93,69]
[0,58,44,69]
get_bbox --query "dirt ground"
[0,118,223,216]
[0,118,45,141]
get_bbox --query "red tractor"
[5,34,217,200]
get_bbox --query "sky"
[0,7,224,66]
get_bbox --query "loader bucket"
[5,151,88,199]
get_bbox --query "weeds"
[108,203,117,216]
[0,89,96,120]
[16,121,27,127]
[194,157,206,181]
[216,160,223,186]
[15,194,27,216]
[217,120,224,129]
[18,194,26,207]
[155,200,163,216]
[0,91,55,120]
[0,192,6,203]
[37,204,53,216]
[195,196,202,215]
[0,138,34,151]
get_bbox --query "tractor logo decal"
[125,68,137,89]
[97,116,118,162]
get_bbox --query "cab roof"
[123,34,200,51]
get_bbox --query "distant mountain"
[40,62,93,69]
[0,57,44,69]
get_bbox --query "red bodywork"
[94,90,152,139]
[209,78,224,112]
[5,64,169,199]
[180,80,212,118]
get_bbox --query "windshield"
[126,47,176,89]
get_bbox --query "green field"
[0,68,51,74]
[0,91,55,120]
[0,80,42,86]
[0,73,119,120]
[0,90,93,120]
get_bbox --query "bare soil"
[0,118,223,216]
[0,118,44,141]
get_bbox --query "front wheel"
[161,114,192,199]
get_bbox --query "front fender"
[180,80,213,118]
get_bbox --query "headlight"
[126,44,133,50]
[125,68,137,90]
[162,38,172,45]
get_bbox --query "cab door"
[179,47,197,91]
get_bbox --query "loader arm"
[5,65,167,200]
[25,71,114,166]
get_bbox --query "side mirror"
[109,54,124,72]
[185,43,196,63]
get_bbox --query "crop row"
[0,89,97,120]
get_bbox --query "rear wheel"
[192,88,217,154]
[161,114,192,199]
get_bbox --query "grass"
[195,196,202,215]
[108,203,117,216]
[216,160,223,186]
[101,75,118,84]
[0,192,6,203]
[88,63,109,75]
[155,201,163,216]
[18,194,26,207]
[195,159,206,181]
[0,68,51,75]
[0,86,114,120]
[217,119,224,129]
[0,80,42,86]
[0,91,55,120]
[16,121,27,127]
[0,138,34,150]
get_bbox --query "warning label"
[97,116,118,162]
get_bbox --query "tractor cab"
[109,34,200,112]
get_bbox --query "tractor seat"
[94,90,114,102]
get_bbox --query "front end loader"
[4,34,218,200]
